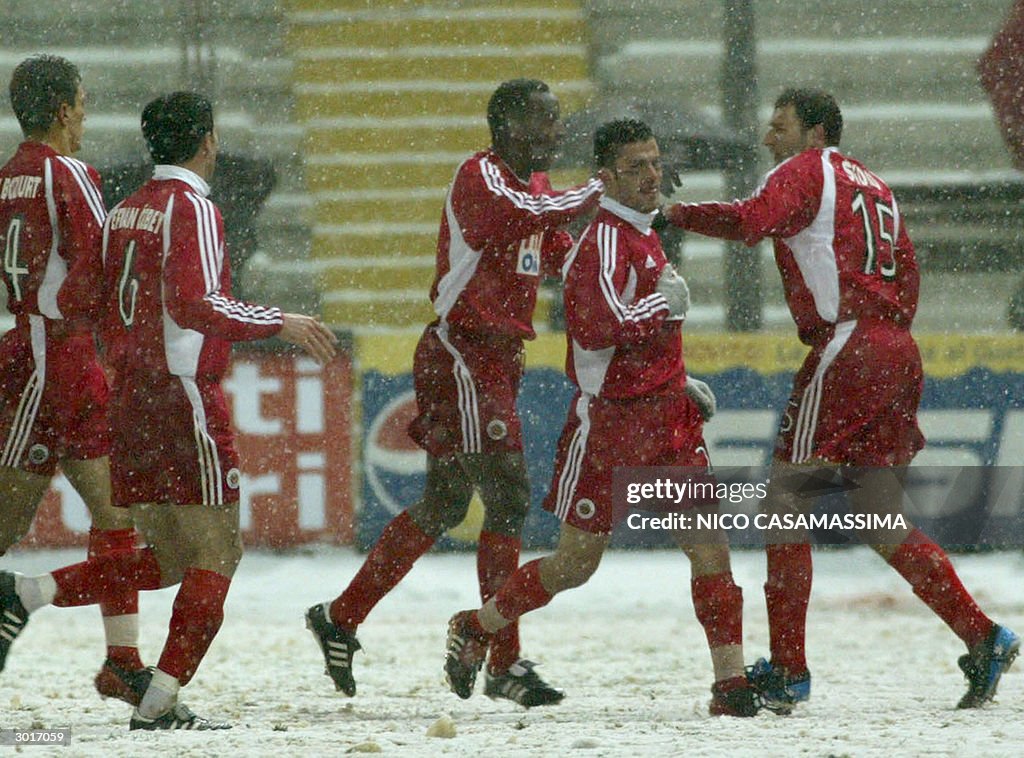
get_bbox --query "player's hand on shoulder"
[684,376,717,421]
[655,265,690,319]
[279,313,338,365]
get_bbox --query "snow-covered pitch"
[1,546,1022,757]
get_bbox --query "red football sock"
[329,510,435,630]
[88,527,142,668]
[692,571,744,648]
[478,530,521,674]
[493,559,553,624]
[765,543,812,675]
[888,528,993,649]
[157,568,231,686]
[52,547,162,607]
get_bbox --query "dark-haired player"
[306,78,602,707]
[0,91,336,730]
[0,53,147,704]
[663,87,1018,711]
[444,118,760,717]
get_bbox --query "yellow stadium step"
[304,154,465,192]
[321,260,436,292]
[323,296,436,330]
[304,119,489,155]
[286,0,581,11]
[293,50,588,85]
[312,228,437,259]
[294,81,593,121]
[287,16,584,50]
[313,191,445,226]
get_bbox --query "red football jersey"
[101,165,282,381]
[0,141,106,329]
[430,149,602,339]
[668,147,919,345]
[563,197,683,399]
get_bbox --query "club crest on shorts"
[226,468,241,490]
[27,443,49,465]
[574,498,596,520]
[486,418,508,441]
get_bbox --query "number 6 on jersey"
[117,239,139,327]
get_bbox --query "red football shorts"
[0,321,109,476]
[407,322,524,457]
[775,320,925,467]
[543,386,711,535]
[110,373,240,507]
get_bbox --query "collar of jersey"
[152,165,211,197]
[599,196,658,234]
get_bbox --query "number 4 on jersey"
[3,216,28,302]
[851,191,897,280]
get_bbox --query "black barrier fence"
[611,466,1024,549]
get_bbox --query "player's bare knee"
[540,533,605,593]
[682,541,732,575]
[540,552,601,593]
[408,493,472,538]
[474,454,531,535]
[211,539,243,577]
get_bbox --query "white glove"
[656,266,690,319]
[685,376,717,421]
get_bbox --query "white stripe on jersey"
[554,394,592,521]
[205,293,282,325]
[479,157,599,215]
[790,320,856,463]
[56,156,106,225]
[435,324,482,454]
[185,191,220,292]
[181,376,224,506]
[0,316,48,467]
[0,372,41,468]
[560,220,591,278]
[782,147,841,323]
[595,222,669,325]
[162,193,205,379]
[432,188,483,321]
[37,159,67,319]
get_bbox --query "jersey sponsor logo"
[645,255,657,269]
[486,418,508,441]
[226,468,241,490]
[515,233,543,277]
[574,498,596,520]
[27,444,49,465]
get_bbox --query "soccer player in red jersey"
[0,54,151,704]
[0,91,337,730]
[306,79,602,707]
[444,119,760,717]
[662,88,1018,711]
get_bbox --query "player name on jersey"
[107,205,165,234]
[0,175,42,200]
